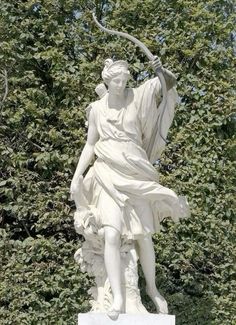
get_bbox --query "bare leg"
[104,226,124,319]
[136,235,168,314]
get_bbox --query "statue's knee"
[105,227,120,246]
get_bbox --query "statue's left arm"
[150,56,176,91]
[135,58,179,163]
[162,68,177,90]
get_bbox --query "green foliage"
[0,230,91,324]
[0,0,235,324]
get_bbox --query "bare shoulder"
[91,95,107,111]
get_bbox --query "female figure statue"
[71,57,188,319]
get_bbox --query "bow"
[92,13,168,151]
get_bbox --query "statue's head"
[102,59,130,95]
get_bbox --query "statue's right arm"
[70,108,99,196]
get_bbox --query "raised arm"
[70,107,99,197]
[151,57,177,90]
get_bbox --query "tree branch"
[21,220,31,237]
[0,68,8,109]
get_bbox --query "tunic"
[81,77,189,239]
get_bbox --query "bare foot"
[146,286,168,314]
[107,296,124,320]
[107,309,120,321]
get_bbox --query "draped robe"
[81,77,189,239]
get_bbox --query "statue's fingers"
[154,57,162,68]
[150,56,162,71]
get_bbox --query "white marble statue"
[71,57,189,320]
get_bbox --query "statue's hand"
[150,56,176,89]
[150,56,162,71]
[70,175,88,211]
[70,175,83,201]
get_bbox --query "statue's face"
[108,72,129,95]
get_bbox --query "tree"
[0,0,235,324]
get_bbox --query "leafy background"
[0,0,235,324]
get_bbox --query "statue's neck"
[107,91,126,109]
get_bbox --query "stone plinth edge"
[78,313,175,325]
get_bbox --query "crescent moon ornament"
[92,13,168,148]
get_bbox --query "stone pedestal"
[78,313,175,325]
